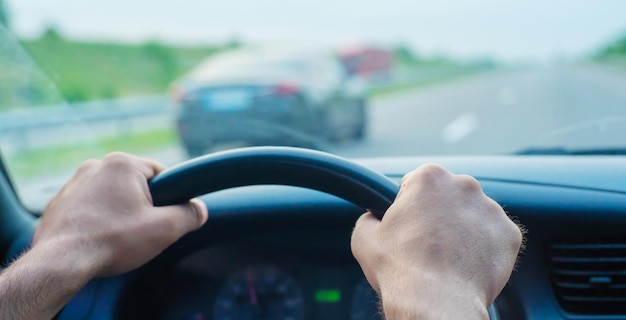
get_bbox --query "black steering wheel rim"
[149,146,400,220]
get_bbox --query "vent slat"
[550,238,626,315]
[553,281,626,289]
[553,269,626,276]
[555,281,626,289]
[551,257,626,263]
[561,295,626,302]
[552,244,626,250]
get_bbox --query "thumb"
[351,212,382,292]
[351,212,380,263]
[154,198,209,239]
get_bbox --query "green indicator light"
[315,289,341,303]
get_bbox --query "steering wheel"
[145,146,499,320]
[149,146,399,219]
[6,146,497,319]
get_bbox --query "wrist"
[29,238,100,289]
[378,268,489,320]
[0,240,98,319]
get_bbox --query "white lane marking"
[442,113,478,143]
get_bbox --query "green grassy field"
[7,127,177,178]
[18,33,223,103]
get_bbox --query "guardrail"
[0,95,176,153]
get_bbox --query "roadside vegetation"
[594,32,626,68]
[3,28,496,107]
[0,0,8,28]
[20,28,225,103]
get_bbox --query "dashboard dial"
[213,266,304,320]
[351,279,382,320]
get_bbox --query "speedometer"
[213,266,305,320]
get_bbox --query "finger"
[151,198,209,243]
[102,152,166,178]
[351,212,380,261]
[100,153,167,203]
[396,170,416,200]
[190,198,209,226]
[129,155,167,178]
[396,163,451,201]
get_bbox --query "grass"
[596,56,626,71]
[6,127,177,179]
[5,34,222,106]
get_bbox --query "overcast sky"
[6,0,626,61]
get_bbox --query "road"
[11,64,626,210]
[330,64,626,158]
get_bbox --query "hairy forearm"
[0,242,94,320]
[379,270,490,320]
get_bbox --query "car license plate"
[203,89,253,111]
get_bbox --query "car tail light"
[274,83,299,95]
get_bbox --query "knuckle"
[400,170,415,185]
[457,174,482,192]
[419,163,447,175]
[104,151,130,162]
[415,163,449,181]
[486,197,504,213]
[78,159,99,172]
[103,152,133,169]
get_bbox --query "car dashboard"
[124,233,375,319]
[54,155,626,320]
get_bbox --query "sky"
[5,0,626,61]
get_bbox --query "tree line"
[0,0,8,27]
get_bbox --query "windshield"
[1,0,626,210]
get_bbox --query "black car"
[171,48,368,156]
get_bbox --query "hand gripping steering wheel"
[145,146,499,320]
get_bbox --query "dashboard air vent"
[550,238,626,315]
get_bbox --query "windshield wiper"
[515,147,626,155]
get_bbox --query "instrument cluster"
[159,242,382,320]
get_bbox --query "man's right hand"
[351,164,523,319]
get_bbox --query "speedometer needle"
[246,270,259,306]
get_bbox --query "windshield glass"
[1,0,626,210]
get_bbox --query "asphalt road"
[152,63,626,163]
[329,64,626,158]
[12,64,626,210]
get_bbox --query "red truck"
[337,46,393,79]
